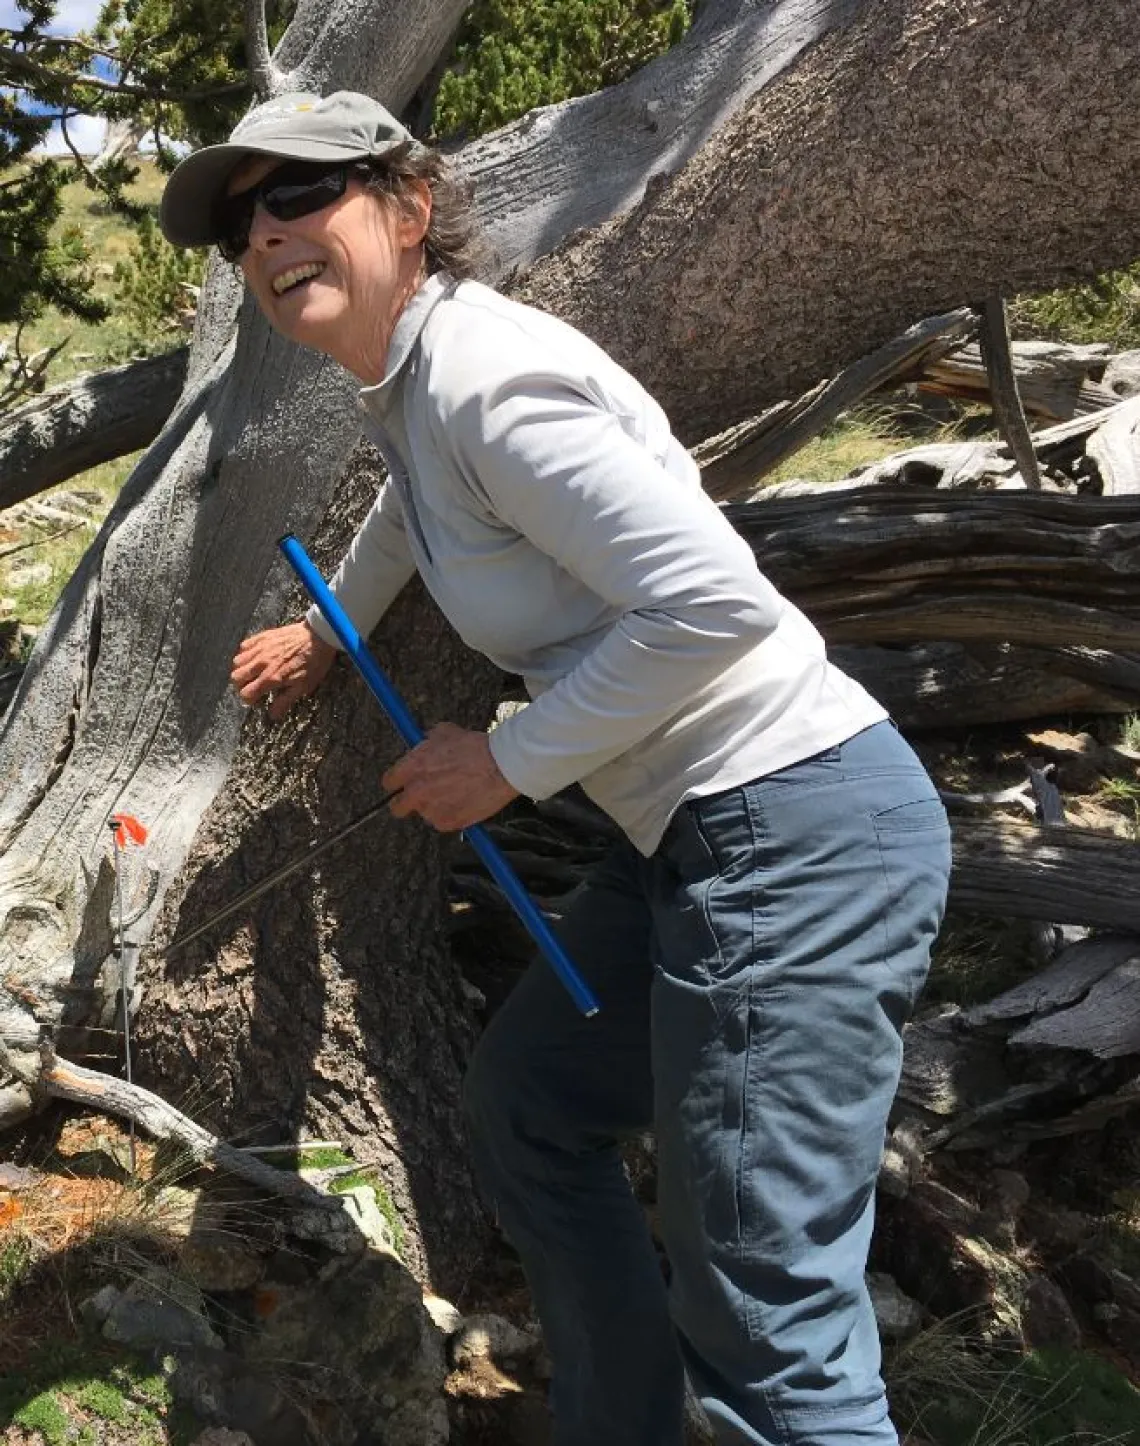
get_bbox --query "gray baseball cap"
[160,90,414,248]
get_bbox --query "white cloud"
[36,111,107,155]
[50,0,104,32]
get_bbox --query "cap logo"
[232,93,323,137]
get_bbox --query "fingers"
[230,622,335,715]
[266,678,308,721]
[380,725,518,832]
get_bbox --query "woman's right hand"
[230,620,337,720]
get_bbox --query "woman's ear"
[397,178,432,248]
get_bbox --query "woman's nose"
[248,201,287,250]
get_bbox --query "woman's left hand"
[382,722,519,832]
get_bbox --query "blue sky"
[0,1,105,31]
[3,1,111,152]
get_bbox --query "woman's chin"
[272,293,344,348]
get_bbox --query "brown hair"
[364,142,489,281]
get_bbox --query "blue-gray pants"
[463,721,951,1445]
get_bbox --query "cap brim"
[159,137,373,247]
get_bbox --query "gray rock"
[245,1250,449,1446]
[179,1237,266,1293]
[153,1184,208,1240]
[338,1184,398,1254]
[286,1201,367,1254]
[879,1122,925,1199]
[1022,1273,1081,1349]
[102,1275,222,1352]
[79,1283,122,1328]
[423,1292,464,1336]
[165,1345,313,1446]
[1103,350,1140,399]
[451,1313,545,1374]
[867,1271,924,1340]
[0,1161,41,1191]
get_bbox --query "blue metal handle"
[278,534,600,1018]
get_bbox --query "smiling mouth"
[272,262,326,296]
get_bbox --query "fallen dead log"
[835,642,1139,728]
[949,820,1140,932]
[0,348,188,509]
[694,322,1124,503]
[694,309,976,501]
[728,488,1140,655]
[1086,398,1140,496]
[892,934,1140,1161]
[759,394,1140,498]
[919,338,1117,421]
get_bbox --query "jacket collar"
[358,269,457,411]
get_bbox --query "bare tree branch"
[245,0,284,99]
[977,294,1044,490]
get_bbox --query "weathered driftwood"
[949,821,1140,932]
[964,935,1138,1032]
[835,642,1139,729]
[894,935,1140,1156]
[694,309,976,501]
[729,489,1140,653]
[0,349,189,509]
[920,338,1117,421]
[779,394,1140,497]
[1104,350,1140,401]
[1086,396,1140,496]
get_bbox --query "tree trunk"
[2,0,1139,1284]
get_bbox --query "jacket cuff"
[488,719,563,802]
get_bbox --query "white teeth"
[272,262,324,296]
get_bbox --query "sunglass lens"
[216,192,255,262]
[216,164,354,260]
[263,167,350,222]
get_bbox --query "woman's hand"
[382,722,519,832]
[231,621,337,720]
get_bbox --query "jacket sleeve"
[441,374,785,800]
[304,479,417,647]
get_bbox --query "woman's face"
[228,154,429,383]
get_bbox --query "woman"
[161,90,952,1446]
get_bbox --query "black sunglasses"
[215,160,372,263]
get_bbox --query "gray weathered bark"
[517,0,1140,442]
[2,0,1139,1282]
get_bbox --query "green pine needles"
[433,0,691,140]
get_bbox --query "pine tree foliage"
[112,213,205,351]
[0,0,691,405]
[432,0,690,140]
[0,97,103,328]
[0,0,293,404]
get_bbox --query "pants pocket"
[873,792,952,990]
